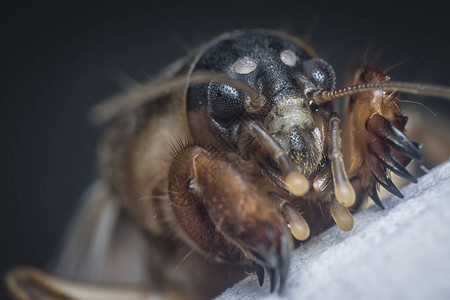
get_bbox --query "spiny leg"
[168,145,292,293]
[342,66,422,209]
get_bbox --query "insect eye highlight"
[233,57,258,74]
[280,49,297,66]
[304,58,336,90]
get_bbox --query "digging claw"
[173,146,293,294]
[368,182,385,209]
[366,113,423,161]
[372,167,404,198]
[269,267,278,293]
[278,232,290,293]
[252,262,265,287]
[369,140,417,183]
[250,228,291,294]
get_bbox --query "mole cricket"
[7,29,450,300]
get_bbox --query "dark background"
[2,1,450,298]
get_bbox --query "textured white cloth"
[217,160,450,300]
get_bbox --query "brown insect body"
[94,30,416,297]
[7,29,450,300]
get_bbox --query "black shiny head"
[186,31,335,164]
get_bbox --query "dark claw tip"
[269,268,278,293]
[369,182,385,209]
[253,263,265,287]
[372,170,404,199]
[369,140,418,184]
[366,114,423,161]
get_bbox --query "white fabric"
[218,160,450,300]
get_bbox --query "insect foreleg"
[342,66,422,210]
[168,145,292,292]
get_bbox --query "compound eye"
[207,82,245,121]
[233,57,257,75]
[304,58,336,90]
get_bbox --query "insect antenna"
[91,72,263,124]
[306,81,450,105]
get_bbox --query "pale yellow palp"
[286,171,310,196]
[330,199,354,232]
[284,205,310,241]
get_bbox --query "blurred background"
[2,0,450,298]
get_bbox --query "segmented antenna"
[91,72,264,124]
[307,81,450,105]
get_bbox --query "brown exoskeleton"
[6,29,450,300]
